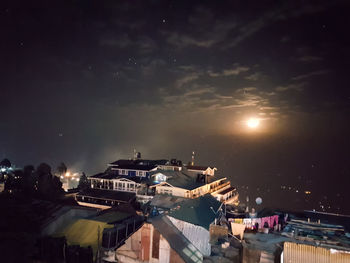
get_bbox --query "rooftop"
[158,170,206,190]
[186,165,215,171]
[282,219,350,249]
[55,218,113,254]
[151,215,203,263]
[89,173,148,183]
[91,210,132,224]
[89,172,116,180]
[77,189,136,203]
[168,195,222,230]
[109,159,168,167]
[111,164,157,171]
[150,195,187,209]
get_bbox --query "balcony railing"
[209,181,230,193]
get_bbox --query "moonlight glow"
[247,118,260,128]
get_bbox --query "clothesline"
[228,215,280,229]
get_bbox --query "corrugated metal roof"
[152,215,203,263]
[283,241,350,263]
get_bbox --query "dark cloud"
[1,0,350,212]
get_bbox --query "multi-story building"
[149,170,239,205]
[76,153,239,209]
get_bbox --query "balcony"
[209,181,230,194]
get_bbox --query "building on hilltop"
[76,153,239,209]
[107,158,168,178]
[149,170,239,204]
[185,165,217,177]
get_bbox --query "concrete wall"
[209,224,228,243]
[168,216,211,256]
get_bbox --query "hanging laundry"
[243,218,252,228]
[231,222,246,240]
[252,218,262,229]
[268,216,274,228]
[234,218,243,224]
[272,215,279,226]
[261,217,270,228]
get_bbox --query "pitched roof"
[150,170,184,178]
[167,195,222,230]
[57,218,113,254]
[150,195,187,209]
[89,173,116,179]
[111,164,157,171]
[109,159,168,167]
[77,189,136,203]
[92,211,132,224]
[152,215,203,263]
[152,170,206,190]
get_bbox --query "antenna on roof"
[133,149,141,160]
[191,151,195,166]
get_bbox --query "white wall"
[159,236,171,263]
[167,216,211,256]
[155,185,187,197]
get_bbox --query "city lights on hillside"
[60,171,81,191]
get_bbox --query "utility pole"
[96,225,101,263]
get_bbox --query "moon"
[247,118,260,128]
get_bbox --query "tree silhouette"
[23,165,36,195]
[4,173,15,191]
[57,162,67,177]
[78,172,89,191]
[0,158,11,168]
[36,163,63,200]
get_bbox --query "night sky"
[1,0,350,213]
